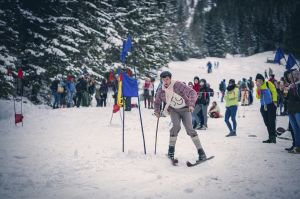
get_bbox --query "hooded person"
[255,73,278,143]
[224,79,239,136]
[154,71,207,162]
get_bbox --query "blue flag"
[274,48,284,64]
[120,34,132,63]
[286,54,297,70]
[122,72,138,97]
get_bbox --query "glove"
[188,106,194,112]
[154,112,160,118]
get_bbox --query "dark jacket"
[50,79,59,92]
[287,85,300,114]
[197,85,210,105]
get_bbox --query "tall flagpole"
[122,95,125,152]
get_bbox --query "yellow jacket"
[256,81,277,105]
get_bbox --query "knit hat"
[255,73,265,81]
[194,76,200,82]
[229,79,235,85]
[160,71,172,78]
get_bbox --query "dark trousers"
[249,90,253,104]
[225,105,238,133]
[100,97,107,107]
[289,122,295,147]
[260,103,277,140]
[76,92,82,107]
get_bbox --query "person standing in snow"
[197,79,210,130]
[192,76,201,129]
[99,78,108,107]
[149,77,155,109]
[207,61,212,73]
[224,79,239,137]
[219,79,226,103]
[143,78,151,108]
[50,77,60,109]
[247,77,254,105]
[66,77,76,107]
[284,69,300,153]
[255,73,278,143]
[154,71,207,161]
[240,78,249,106]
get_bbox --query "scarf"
[162,80,186,115]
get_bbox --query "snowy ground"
[0,52,299,199]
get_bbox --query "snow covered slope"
[0,52,299,199]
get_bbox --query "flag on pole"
[286,54,297,70]
[274,48,284,64]
[122,72,138,97]
[113,104,120,113]
[120,34,132,63]
[15,113,23,124]
[117,72,123,106]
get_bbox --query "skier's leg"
[180,108,206,160]
[168,109,181,158]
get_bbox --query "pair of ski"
[169,156,214,167]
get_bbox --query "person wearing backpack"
[255,73,278,143]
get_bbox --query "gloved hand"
[188,106,194,112]
[154,112,160,118]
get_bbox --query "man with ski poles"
[153,71,207,163]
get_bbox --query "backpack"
[219,83,222,91]
[266,81,277,99]
[57,85,64,93]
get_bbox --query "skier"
[255,73,278,143]
[224,79,239,137]
[154,71,207,162]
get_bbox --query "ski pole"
[154,116,160,155]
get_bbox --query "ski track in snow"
[0,52,299,199]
